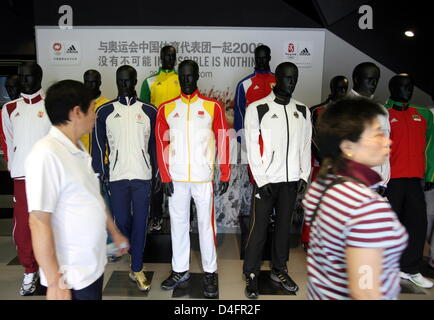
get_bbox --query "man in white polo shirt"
[25,80,129,300]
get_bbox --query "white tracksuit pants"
[169,182,217,273]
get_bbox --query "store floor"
[0,218,433,300]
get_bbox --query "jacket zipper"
[266,151,275,173]
[142,149,150,169]
[112,150,119,171]
[187,96,191,181]
[283,104,290,182]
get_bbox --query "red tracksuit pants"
[13,179,38,273]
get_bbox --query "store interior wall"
[322,30,432,107]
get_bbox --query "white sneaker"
[19,271,39,296]
[400,272,433,289]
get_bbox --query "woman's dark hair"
[316,97,386,179]
[45,80,93,125]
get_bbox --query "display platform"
[103,271,154,297]
[172,272,219,299]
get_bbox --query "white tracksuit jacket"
[244,91,312,188]
[91,96,157,182]
[1,89,51,179]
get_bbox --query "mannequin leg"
[271,182,298,271]
[191,182,217,273]
[243,184,276,275]
[109,180,132,244]
[386,178,407,223]
[425,188,434,263]
[13,179,38,273]
[400,178,427,274]
[130,179,151,272]
[168,182,191,272]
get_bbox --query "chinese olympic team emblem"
[288,43,295,53]
[53,42,62,55]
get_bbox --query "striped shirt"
[302,162,408,300]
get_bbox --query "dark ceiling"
[289,0,432,96]
[0,0,431,95]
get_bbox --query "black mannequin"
[161,45,176,70]
[116,65,137,97]
[389,74,413,103]
[19,62,43,95]
[254,45,271,71]
[84,69,102,99]
[352,62,380,97]
[389,74,433,191]
[5,75,21,100]
[162,60,229,197]
[314,76,348,107]
[329,76,349,102]
[258,62,307,196]
[115,65,161,192]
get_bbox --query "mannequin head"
[83,69,102,99]
[329,76,349,102]
[116,65,137,97]
[5,75,21,100]
[273,62,298,98]
[18,62,43,95]
[178,60,199,95]
[254,45,271,71]
[389,73,414,103]
[160,46,177,70]
[352,62,380,97]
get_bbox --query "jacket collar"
[118,95,137,106]
[180,89,199,104]
[22,89,44,104]
[254,68,272,75]
[386,98,410,111]
[338,158,382,187]
[49,126,85,155]
[159,67,176,74]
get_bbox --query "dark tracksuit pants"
[109,179,151,272]
[386,178,427,274]
[243,182,298,275]
[13,180,38,274]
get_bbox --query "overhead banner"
[36,26,325,232]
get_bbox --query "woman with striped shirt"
[302,98,408,300]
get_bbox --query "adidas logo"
[174,113,180,118]
[66,45,78,54]
[14,112,20,117]
[299,48,310,56]
[391,118,398,123]
[114,113,121,118]
[253,85,260,90]
[271,114,278,119]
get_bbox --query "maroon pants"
[13,179,38,273]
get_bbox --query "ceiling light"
[405,31,414,37]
